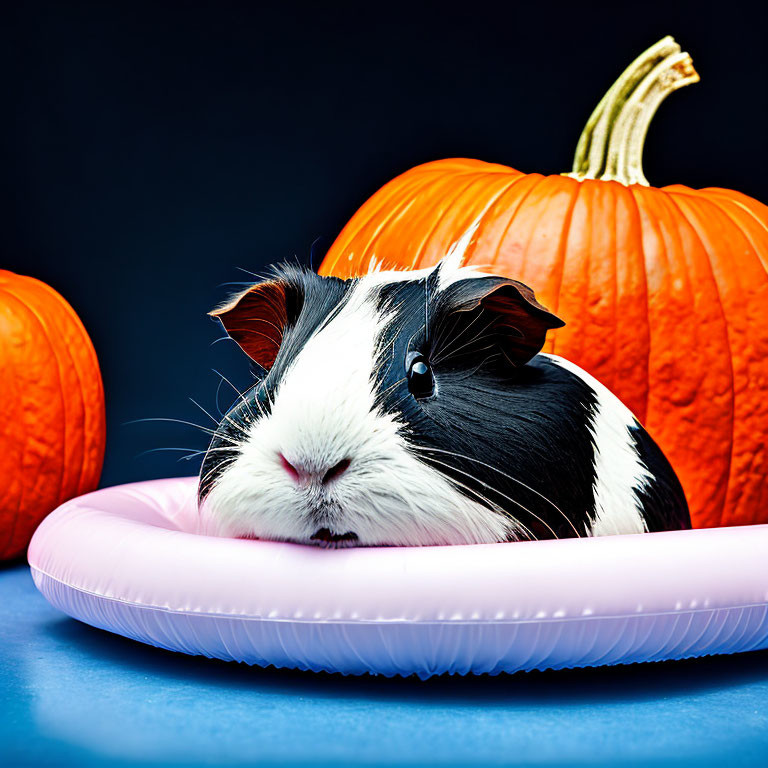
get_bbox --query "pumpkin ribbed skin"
[320,40,768,530]
[0,270,106,559]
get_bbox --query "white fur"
[363,218,489,290]
[205,266,516,546]
[543,354,651,536]
[437,215,483,288]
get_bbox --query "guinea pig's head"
[199,249,564,547]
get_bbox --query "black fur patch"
[627,425,691,531]
[372,275,689,539]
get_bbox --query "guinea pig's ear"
[210,281,289,371]
[440,276,565,367]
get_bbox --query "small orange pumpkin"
[320,37,768,530]
[0,270,106,560]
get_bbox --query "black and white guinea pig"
[199,244,690,547]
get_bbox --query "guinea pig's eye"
[406,352,435,400]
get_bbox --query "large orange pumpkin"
[320,37,768,530]
[0,270,105,560]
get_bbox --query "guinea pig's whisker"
[213,375,227,418]
[375,376,408,404]
[176,446,236,463]
[228,327,282,349]
[454,353,503,381]
[433,321,497,365]
[437,329,496,363]
[403,324,425,358]
[388,392,416,413]
[188,397,220,426]
[426,470,537,542]
[428,319,456,356]
[436,341,497,367]
[210,335,240,348]
[135,446,207,463]
[211,373,245,420]
[430,306,487,355]
[374,337,398,383]
[413,451,555,540]
[432,309,486,358]
[201,454,238,483]
[179,445,234,458]
[217,281,254,289]
[251,396,269,421]
[414,445,582,539]
[234,316,285,336]
[198,456,238,493]
[498,347,522,369]
[208,410,251,440]
[190,400,250,439]
[126,417,226,440]
[192,387,254,437]
[211,369,258,421]
[235,266,265,280]
[384,381,425,413]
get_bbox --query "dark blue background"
[3,0,767,488]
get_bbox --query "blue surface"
[2,563,768,767]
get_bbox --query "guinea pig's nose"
[279,453,351,485]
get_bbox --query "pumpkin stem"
[566,36,699,186]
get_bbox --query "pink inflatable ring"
[29,477,768,678]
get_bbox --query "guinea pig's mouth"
[308,527,359,549]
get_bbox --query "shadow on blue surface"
[3,564,768,767]
[44,613,768,706]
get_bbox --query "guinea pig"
[199,247,690,547]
